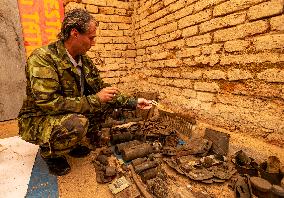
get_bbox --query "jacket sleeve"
[85,56,137,110]
[27,50,102,114]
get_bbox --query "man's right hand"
[96,87,119,103]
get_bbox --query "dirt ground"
[1,120,283,198]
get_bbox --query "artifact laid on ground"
[232,150,258,177]
[259,156,283,185]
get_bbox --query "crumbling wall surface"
[0,0,26,121]
[64,0,137,95]
[132,0,284,147]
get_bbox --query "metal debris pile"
[91,104,284,198]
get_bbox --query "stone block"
[181,70,203,79]
[95,37,113,44]
[220,53,284,65]
[183,58,198,66]
[182,25,199,38]
[148,8,168,22]
[178,9,211,29]
[227,69,253,81]
[253,34,284,50]
[92,14,131,23]
[176,47,201,58]
[164,0,178,6]
[203,70,226,79]
[174,5,194,20]
[147,60,165,68]
[118,23,131,30]
[112,36,134,44]
[170,79,193,88]
[82,0,107,6]
[200,12,246,33]
[168,0,186,13]
[99,7,115,15]
[164,59,183,67]
[257,68,284,82]
[201,43,223,55]
[162,69,180,78]
[248,0,283,20]
[146,45,164,54]
[106,0,130,9]
[140,30,156,40]
[65,2,86,12]
[104,44,127,51]
[270,14,284,31]
[122,50,136,58]
[224,40,250,52]
[158,30,182,44]
[100,50,122,58]
[182,89,197,98]
[97,30,123,37]
[162,39,185,49]
[150,52,167,61]
[196,91,215,101]
[194,82,220,92]
[194,0,226,13]
[213,0,266,16]
[115,8,127,16]
[186,33,212,47]
[195,54,220,66]
[214,20,269,42]
[155,22,178,36]
[137,49,146,56]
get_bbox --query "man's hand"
[137,98,152,110]
[96,87,119,103]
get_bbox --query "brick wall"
[64,0,284,147]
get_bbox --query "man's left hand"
[137,98,152,110]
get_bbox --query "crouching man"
[18,9,152,176]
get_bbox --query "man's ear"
[70,28,79,38]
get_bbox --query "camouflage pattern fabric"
[18,40,137,157]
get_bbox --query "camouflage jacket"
[18,40,137,119]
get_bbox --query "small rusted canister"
[250,177,272,198]
[111,131,134,144]
[115,140,141,155]
[270,185,284,198]
[134,160,159,174]
[140,167,158,183]
[121,143,153,161]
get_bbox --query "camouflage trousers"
[18,113,103,158]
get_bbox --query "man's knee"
[50,114,89,151]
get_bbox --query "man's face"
[75,21,96,55]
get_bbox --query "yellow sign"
[18,0,64,56]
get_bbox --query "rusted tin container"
[121,143,153,161]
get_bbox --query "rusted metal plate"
[204,128,230,156]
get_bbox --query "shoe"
[68,146,91,158]
[43,156,71,176]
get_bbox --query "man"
[18,9,152,176]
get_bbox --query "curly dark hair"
[57,9,98,41]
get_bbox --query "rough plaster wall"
[0,0,26,121]
[133,0,284,147]
[65,0,284,147]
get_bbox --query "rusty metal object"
[96,154,108,166]
[121,143,153,161]
[204,128,230,156]
[146,177,169,198]
[140,167,158,183]
[111,132,134,144]
[250,177,272,198]
[260,162,283,185]
[115,140,141,155]
[132,157,147,166]
[129,165,153,198]
[134,160,159,174]
[267,156,281,173]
